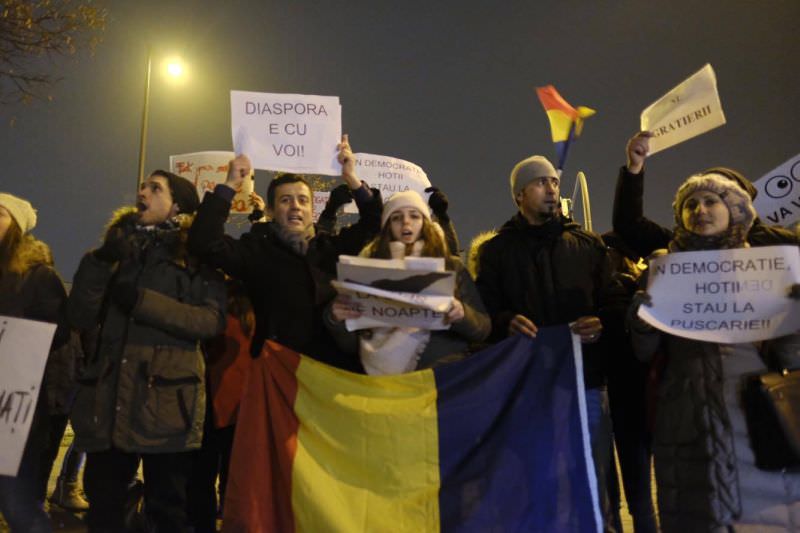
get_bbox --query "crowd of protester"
[0,131,798,532]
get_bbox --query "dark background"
[1,0,798,280]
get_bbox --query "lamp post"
[136,47,153,192]
[136,50,186,193]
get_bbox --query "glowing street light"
[136,50,188,191]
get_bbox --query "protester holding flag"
[67,172,226,531]
[0,193,70,532]
[629,172,800,531]
[613,131,799,259]
[475,155,619,531]
[325,190,490,374]
[188,135,382,372]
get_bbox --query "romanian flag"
[223,327,601,532]
[536,85,596,171]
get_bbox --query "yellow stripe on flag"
[292,356,441,533]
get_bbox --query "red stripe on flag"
[536,85,577,117]
[222,342,301,533]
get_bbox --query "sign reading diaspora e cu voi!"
[638,245,800,343]
[230,91,342,176]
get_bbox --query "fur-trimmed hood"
[3,234,53,275]
[102,206,196,266]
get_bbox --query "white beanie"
[381,190,431,228]
[510,155,558,203]
[0,193,37,234]
[672,173,756,233]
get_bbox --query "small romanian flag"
[222,327,601,532]
[536,85,596,170]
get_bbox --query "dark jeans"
[36,413,69,501]
[187,423,235,533]
[0,399,52,532]
[607,354,658,533]
[84,448,193,532]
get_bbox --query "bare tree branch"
[0,0,106,104]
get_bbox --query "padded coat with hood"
[67,209,226,453]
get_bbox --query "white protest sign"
[337,154,432,214]
[169,151,254,214]
[638,246,800,343]
[333,255,455,330]
[231,91,341,175]
[640,64,726,155]
[0,316,57,476]
[752,152,800,228]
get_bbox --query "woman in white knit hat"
[628,173,800,532]
[325,190,490,375]
[0,192,72,532]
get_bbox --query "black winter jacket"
[476,214,614,388]
[188,185,382,372]
[612,166,799,259]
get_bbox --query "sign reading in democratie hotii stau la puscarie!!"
[0,316,57,476]
[231,91,342,176]
[638,245,800,343]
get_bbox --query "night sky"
[1,0,798,280]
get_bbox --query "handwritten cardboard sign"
[169,151,254,214]
[638,246,800,343]
[231,91,341,175]
[0,316,57,476]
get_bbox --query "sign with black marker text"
[638,246,800,343]
[231,91,342,175]
[752,152,800,228]
[0,316,57,476]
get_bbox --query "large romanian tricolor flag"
[536,85,596,171]
[222,326,601,533]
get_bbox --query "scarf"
[359,240,432,375]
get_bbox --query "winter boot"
[49,477,90,511]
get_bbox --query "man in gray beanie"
[476,154,619,532]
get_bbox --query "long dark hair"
[367,217,455,269]
[0,217,24,275]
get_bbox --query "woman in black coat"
[0,192,69,532]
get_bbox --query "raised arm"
[612,131,672,257]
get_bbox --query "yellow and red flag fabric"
[222,326,601,532]
[536,85,596,170]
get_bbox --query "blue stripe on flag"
[434,326,600,533]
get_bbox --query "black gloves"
[112,281,139,314]
[324,184,354,214]
[425,186,449,222]
[93,225,133,263]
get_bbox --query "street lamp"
[136,49,187,192]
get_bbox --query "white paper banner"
[334,255,454,330]
[169,151,254,214]
[231,91,341,175]
[752,152,800,228]
[0,316,57,476]
[339,153,432,214]
[638,246,800,343]
[640,64,726,155]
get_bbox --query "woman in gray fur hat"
[629,173,800,532]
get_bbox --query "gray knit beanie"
[0,192,37,233]
[509,156,558,204]
[672,173,756,233]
